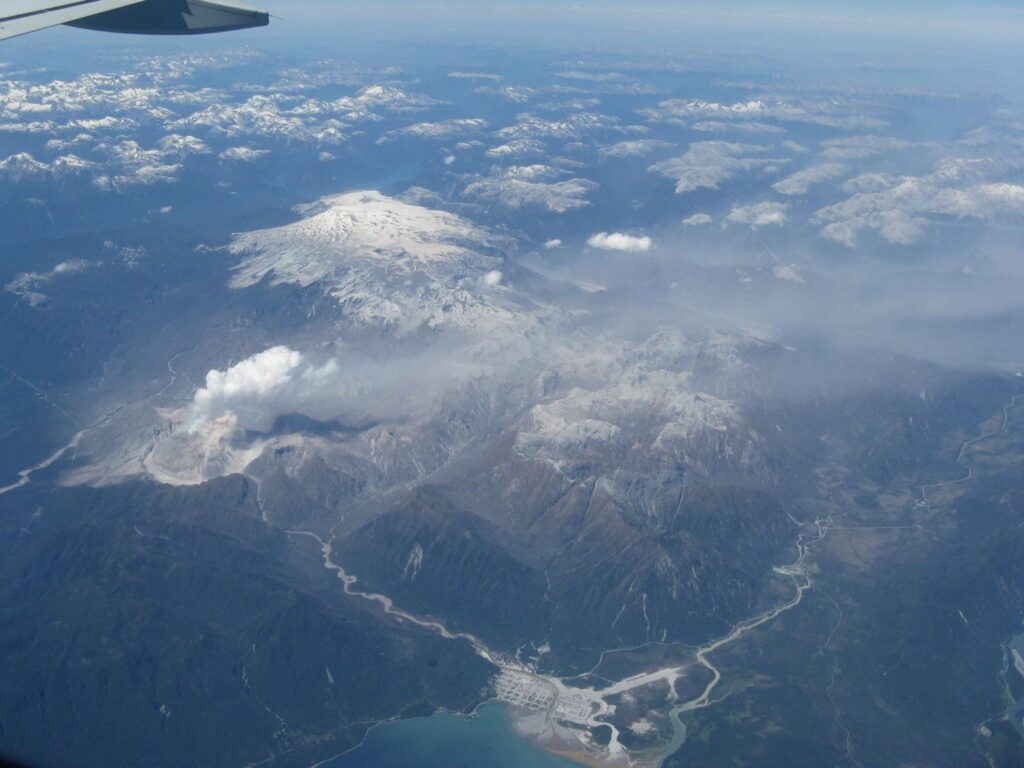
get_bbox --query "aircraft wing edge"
[0,0,146,41]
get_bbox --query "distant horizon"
[283,0,1024,45]
[4,1,1023,51]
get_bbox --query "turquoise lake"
[322,703,580,768]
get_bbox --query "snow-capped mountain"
[228,190,522,334]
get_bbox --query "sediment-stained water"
[322,703,579,768]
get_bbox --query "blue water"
[1008,633,1024,739]
[323,703,580,768]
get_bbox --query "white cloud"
[191,346,306,431]
[483,270,503,286]
[184,344,483,440]
[682,213,713,226]
[723,201,788,228]
[772,163,846,196]
[587,232,653,252]
[544,239,563,249]
[649,142,787,194]
[142,336,508,486]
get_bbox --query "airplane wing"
[0,0,146,40]
[0,0,269,41]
